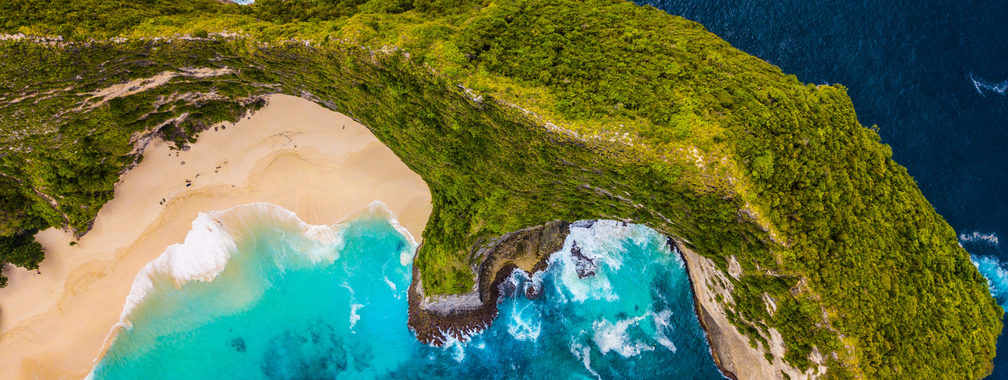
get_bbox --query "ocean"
[90,204,723,379]
[637,0,1008,377]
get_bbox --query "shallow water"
[91,205,723,379]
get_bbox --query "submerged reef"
[0,0,1002,378]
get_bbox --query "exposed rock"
[763,293,778,316]
[676,240,813,379]
[407,221,569,345]
[569,241,597,278]
[727,254,742,279]
[82,67,234,110]
[524,281,542,300]
[409,222,810,380]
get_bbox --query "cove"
[90,203,724,379]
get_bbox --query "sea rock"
[524,281,542,300]
[569,241,597,279]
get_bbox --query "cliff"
[408,221,569,345]
[0,0,1001,378]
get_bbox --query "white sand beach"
[0,94,432,379]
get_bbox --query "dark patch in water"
[351,345,373,372]
[260,321,348,379]
[230,337,247,353]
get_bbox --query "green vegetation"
[0,0,1001,378]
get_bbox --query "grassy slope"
[0,0,1001,377]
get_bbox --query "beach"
[0,94,432,379]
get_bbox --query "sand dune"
[0,94,432,379]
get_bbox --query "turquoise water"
[974,255,1008,311]
[91,205,723,379]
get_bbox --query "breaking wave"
[970,73,1008,96]
[972,255,1008,308]
[92,212,721,379]
[960,231,1001,247]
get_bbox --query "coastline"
[0,91,801,379]
[674,238,739,380]
[0,94,433,379]
[408,221,569,344]
[675,240,817,379]
[408,219,800,379]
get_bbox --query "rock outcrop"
[408,221,569,345]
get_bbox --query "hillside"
[0,0,1001,377]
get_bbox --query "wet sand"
[0,94,432,379]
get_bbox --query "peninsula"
[0,0,1000,378]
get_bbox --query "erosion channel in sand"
[0,94,433,379]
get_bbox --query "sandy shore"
[0,94,432,379]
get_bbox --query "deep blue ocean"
[636,0,1008,377]
[91,205,723,379]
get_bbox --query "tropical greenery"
[0,0,1001,378]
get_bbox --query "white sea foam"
[566,220,652,268]
[551,221,652,303]
[117,211,239,324]
[360,200,419,265]
[96,201,411,370]
[349,303,364,329]
[498,268,546,341]
[384,276,398,293]
[116,203,348,322]
[527,267,546,294]
[959,231,1000,246]
[439,333,468,363]
[500,268,525,295]
[552,257,617,303]
[505,300,542,342]
[569,340,601,379]
[971,254,1008,308]
[550,220,684,359]
[592,315,655,357]
[649,309,679,353]
[969,73,1008,96]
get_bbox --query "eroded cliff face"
[408,220,826,379]
[408,221,570,344]
[676,241,826,380]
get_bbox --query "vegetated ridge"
[0,0,1000,378]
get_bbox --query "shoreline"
[1,92,781,379]
[407,220,780,379]
[408,221,570,344]
[670,238,739,380]
[96,201,413,369]
[675,239,814,379]
[0,94,433,379]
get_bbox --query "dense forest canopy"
[0,0,1001,378]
